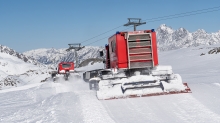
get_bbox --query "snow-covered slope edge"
[0,44,43,66]
[0,51,51,90]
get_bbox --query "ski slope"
[1,45,220,122]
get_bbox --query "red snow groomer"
[84,29,191,100]
[51,62,75,81]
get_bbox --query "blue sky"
[1,0,220,52]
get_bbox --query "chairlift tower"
[124,18,146,31]
[66,43,85,68]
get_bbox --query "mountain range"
[1,24,220,66]
[156,24,220,50]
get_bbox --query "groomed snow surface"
[1,45,220,122]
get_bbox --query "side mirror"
[103,60,106,63]
[99,51,104,57]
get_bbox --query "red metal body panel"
[107,30,159,70]
[58,62,74,74]
[151,32,159,66]
[116,34,128,68]
[108,35,117,68]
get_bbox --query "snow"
[156,24,220,51]
[162,81,185,92]
[1,44,220,122]
[0,52,52,89]
[0,52,38,75]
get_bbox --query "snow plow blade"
[97,83,191,100]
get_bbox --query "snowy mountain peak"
[195,29,206,34]
[158,24,174,33]
[178,27,187,32]
[156,25,220,51]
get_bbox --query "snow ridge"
[0,44,42,66]
[156,24,220,50]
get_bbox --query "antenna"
[124,18,146,31]
[66,43,85,68]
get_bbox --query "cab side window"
[111,40,116,52]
